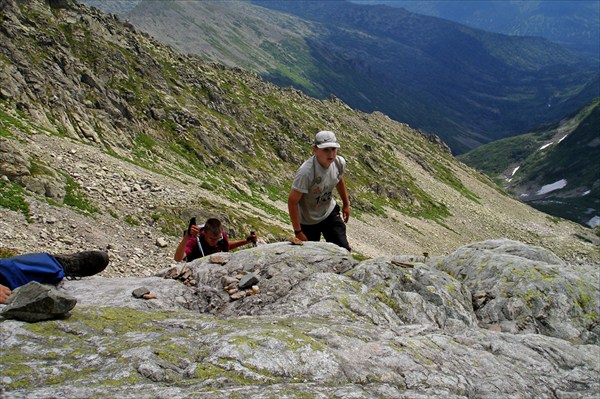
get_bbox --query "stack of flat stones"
[163,254,261,301]
[163,265,197,287]
[222,272,260,301]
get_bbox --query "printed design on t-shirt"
[315,190,333,206]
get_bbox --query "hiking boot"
[54,251,109,279]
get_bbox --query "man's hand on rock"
[247,231,258,244]
[0,284,11,304]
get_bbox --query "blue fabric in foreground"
[0,253,65,290]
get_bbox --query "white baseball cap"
[314,131,340,148]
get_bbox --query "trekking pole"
[197,236,205,257]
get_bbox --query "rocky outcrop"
[1,239,598,398]
[435,239,600,344]
[0,138,67,201]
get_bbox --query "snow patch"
[558,135,568,144]
[539,142,553,150]
[589,137,600,147]
[507,166,520,182]
[583,190,591,196]
[587,216,600,228]
[536,179,567,196]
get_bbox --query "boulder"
[0,281,77,322]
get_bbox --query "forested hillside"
[353,0,600,57]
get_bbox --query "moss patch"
[0,179,31,221]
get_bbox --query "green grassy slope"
[460,99,600,227]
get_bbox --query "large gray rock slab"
[348,257,477,333]
[62,275,201,311]
[1,240,598,398]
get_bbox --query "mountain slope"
[0,0,598,273]
[352,0,600,58]
[85,0,600,154]
[460,98,600,228]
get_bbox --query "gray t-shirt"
[291,155,345,225]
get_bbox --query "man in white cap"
[287,130,351,251]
